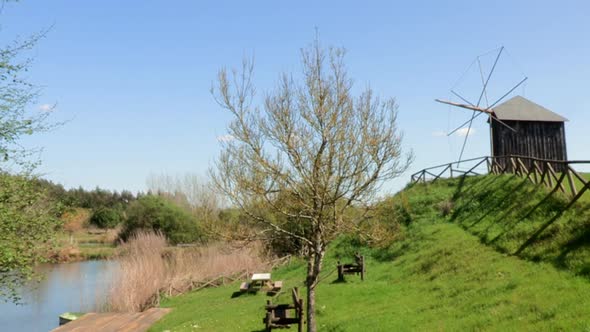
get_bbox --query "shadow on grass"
[330,278,347,284]
[487,185,569,245]
[515,199,590,255]
[556,226,590,276]
[230,290,263,299]
[443,174,590,274]
[450,175,523,228]
[230,291,246,298]
[467,177,531,229]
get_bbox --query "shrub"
[90,207,122,229]
[120,195,204,245]
[437,200,454,217]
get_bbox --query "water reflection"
[0,260,118,332]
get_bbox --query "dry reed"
[104,230,268,312]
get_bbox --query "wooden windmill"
[436,47,568,171]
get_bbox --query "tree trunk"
[306,248,324,332]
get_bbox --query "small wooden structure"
[263,287,304,332]
[337,253,365,281]
[51,308,171,332]
[490,96,568,171]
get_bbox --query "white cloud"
[39,104,54,112]
[455,127,476,137]
[216,134,235,142]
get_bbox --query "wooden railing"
[411,155,590,203]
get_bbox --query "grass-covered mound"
[150,222,590,331]
[149,174,590,331]
[398,174,590,276]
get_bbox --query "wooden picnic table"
[240,273,282,293]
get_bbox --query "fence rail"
[411,155,590,203]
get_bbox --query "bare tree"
[211,38,412,332]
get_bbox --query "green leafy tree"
[120,195,204,245]
[0,5,60,302]
[0,174,59,302]
[90,207,123,229]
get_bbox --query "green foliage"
[90,207,122,229]
[120,195,204,245]
[0,173,60,302]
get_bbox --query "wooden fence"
[411,155,590,203]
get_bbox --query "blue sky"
[3,0,589,194]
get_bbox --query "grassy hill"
[149,174,590,331]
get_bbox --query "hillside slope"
[150,175,590,331]
[400,174,590,276]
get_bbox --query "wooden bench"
[240,273,273,293]
[271,280,283,291]
[262,287,304,332]
[337,252,365,281]
[240,282,250,292]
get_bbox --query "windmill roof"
[492,95,568,122]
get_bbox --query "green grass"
[573,172,590,203]
[403,174,590,276]
[149,174,590,331]
[55,230,118,260]
[77,244,116,259]
[150,222,590,331]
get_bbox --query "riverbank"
[50,229,119,263]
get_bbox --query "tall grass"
[106,230,168,312]
[105,230,268,312]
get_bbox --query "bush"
[120,195,204,245]
[0,173,60,302]
[90,207,122,229]
[437,200,454,217]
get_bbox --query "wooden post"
[566,169,578,197]
[547,163,566,193]
[266,310,272,332]
[337,262,344,282]
[360,255,365,281]
[297,294,303,332]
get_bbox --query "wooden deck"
[51,308,171,332]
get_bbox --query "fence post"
[566,169,578,197]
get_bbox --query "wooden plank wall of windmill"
[491,120,568,172]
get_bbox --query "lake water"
[0,260,118,332]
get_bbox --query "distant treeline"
[34,178,138,211]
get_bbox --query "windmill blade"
[477,57,490,107]
[447,110,517,136]
[490,116,518,132]
[436,97,510,136]
[435,99,493,114]
[447,112,485,136]
[476,46,504,107]
[451,90,475,106]
[459,47,503,165]
[486,76,529,110]
[457,110,477,163]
